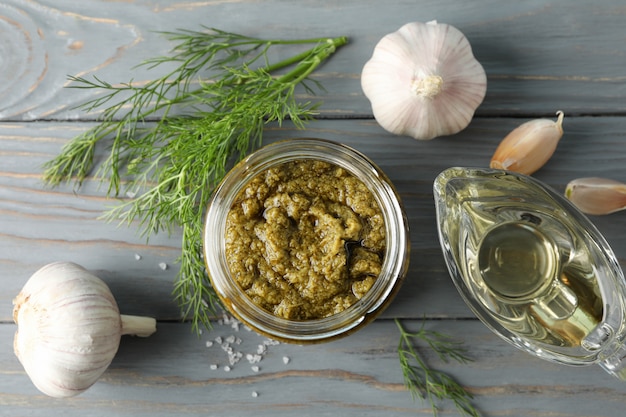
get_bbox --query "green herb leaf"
[42,27,347,332]
[395,319,480,417]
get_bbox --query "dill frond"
[43,28,347,332]
[395,319,480,417]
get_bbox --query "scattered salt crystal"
[134,253,142,261]
[126,191,137,198]
[210,364,218,370]
[158,262,168,270]
[246,354,262,364]
[251,391,258,398]
[203,312,284,373]
[228,352,242,366]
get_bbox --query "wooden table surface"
[2,1,626,416]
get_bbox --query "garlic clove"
[361,20,487,140]
[490,111,564,175]
[13,261,156,398]
[565,177,626,215]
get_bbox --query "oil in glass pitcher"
[433,167,626,379]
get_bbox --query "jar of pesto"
[203,138,409,343]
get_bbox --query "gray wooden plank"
[2,117,626,322]
[2,1,626,416]
[2,319,626,416]
[1,0,626,121]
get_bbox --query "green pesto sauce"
[225,159,386,320]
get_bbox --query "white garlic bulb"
[361,21,487,140]
[13,261,157,398]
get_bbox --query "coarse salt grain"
[210,364,218,370]
[202,310,285,375]
[246,353,262,364]
[134,253,142,261]
[228,351,242,365]
[158,262,168,270]
[251,391,258,398]
[282,356,290,365]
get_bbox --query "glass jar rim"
[203,138,409,343]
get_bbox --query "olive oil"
[434,167,626,378]
[476,220,603,348]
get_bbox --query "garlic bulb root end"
[412,74,444,99]
[121,315,157,337]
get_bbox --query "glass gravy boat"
[433,167,626,379]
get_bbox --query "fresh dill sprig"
[42,27,347,332]
[395,319,480,417]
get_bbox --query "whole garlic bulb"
[361,21,487,140]
[13,261,157,398]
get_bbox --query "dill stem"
[44,28,348,333]
[395,319,479,417]
[267,36,348,75]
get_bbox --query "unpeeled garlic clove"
[13,261,156,398]
[361,20,487,140]
[565,177,626,215]
[490,111,564,175]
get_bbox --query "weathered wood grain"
[1,0,625,121]
[3,0,626,416]
[2,319,626,417]
[2,117,626,322]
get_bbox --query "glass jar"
[203,138,409,343]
